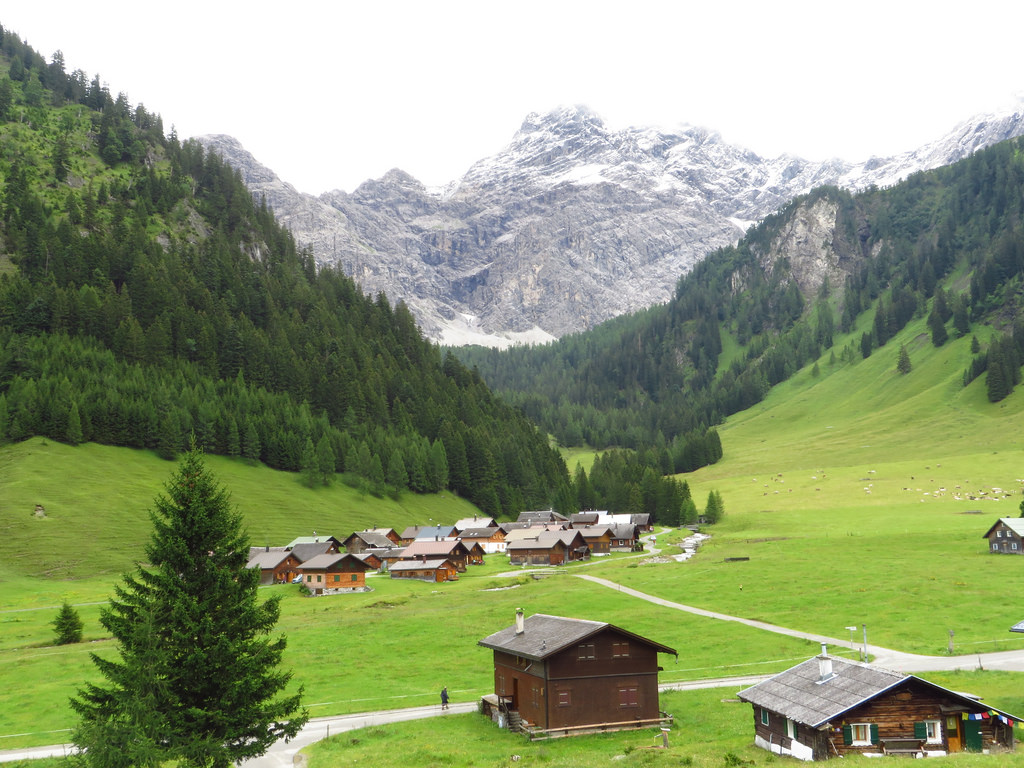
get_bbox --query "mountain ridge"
[198,99,1024,347]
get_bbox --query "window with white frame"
[786,719,798,740]
[761,708,769,726]
[851,723,872,746]
[925,720,942,744]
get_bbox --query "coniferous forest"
[0,26,570,517]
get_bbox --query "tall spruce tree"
[71,446,307,767]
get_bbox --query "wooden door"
[946,715,962,752]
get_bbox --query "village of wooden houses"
[247,511,1024,759]
[245,509,651,594]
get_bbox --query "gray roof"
[454,516,496,530]
[506,530,585,551]
[478,613,676,661]
[737,652,1023,728]
[738,654,904,727]
[246,549,295,569]
[459,527,504,539]
[401,540,466,558]
[1011,619,1024,633]
[289,541,336,562]
[517,510,569,523]
[300,553,366,571]
[345,531,397,549]
[982,517,1024,538]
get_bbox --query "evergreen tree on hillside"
[71,447,307,767]
[897,345,912,375]
[52,600,83,645]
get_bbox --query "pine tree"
[897,345,912,375]
[52,600,84,645]
[704,490,725,524]
[71,447,307,767]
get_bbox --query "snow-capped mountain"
[198,99,1024,347]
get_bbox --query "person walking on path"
[440,686,449,710]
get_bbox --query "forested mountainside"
[0,26,568,517]
[459,136,1024,462]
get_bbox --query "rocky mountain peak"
[198,101,1024,348]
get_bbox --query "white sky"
[4,1,1024,195]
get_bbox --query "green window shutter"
[870,723,879,744]
[842,725,852,745]
[914,722,927,739]
[792,722,799,740]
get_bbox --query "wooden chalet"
[610,524,641,551]
[738,645,1021,760]
[286,535,342,563]
[353,550,385,571]
[982,518,1024,554]
[478,610,676,737]
[389,557,459,583]
[453,515,497,533]
[343,530,399,553]
[365,527,401,545]
[399,539,481,570]
[576,525,613,555]
[507,530,589,566]
[569,512,600,527]
[298,553,371,595]
[246,547,302,585]
[459,526,507,553]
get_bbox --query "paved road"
[575,572,1024,673]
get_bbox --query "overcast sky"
[4,2,1023,195]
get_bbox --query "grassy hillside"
[0,438,482,582]
[618,311,1024,656]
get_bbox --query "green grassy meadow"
[5,316,1024,761]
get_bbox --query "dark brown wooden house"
[478,610,676,737]
[738,645,1020,760]
[982,517,1024,554]
[298,553,371,595]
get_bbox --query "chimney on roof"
[817,643,834,682]
[515,607,525,635]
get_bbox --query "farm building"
[507,530,589,566]
[298,553,371,595]
[389,557,459,583]
[246,547,302,585]
[982,518,1024,554]
[478,610,676,737]
[737,645,1020,760]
